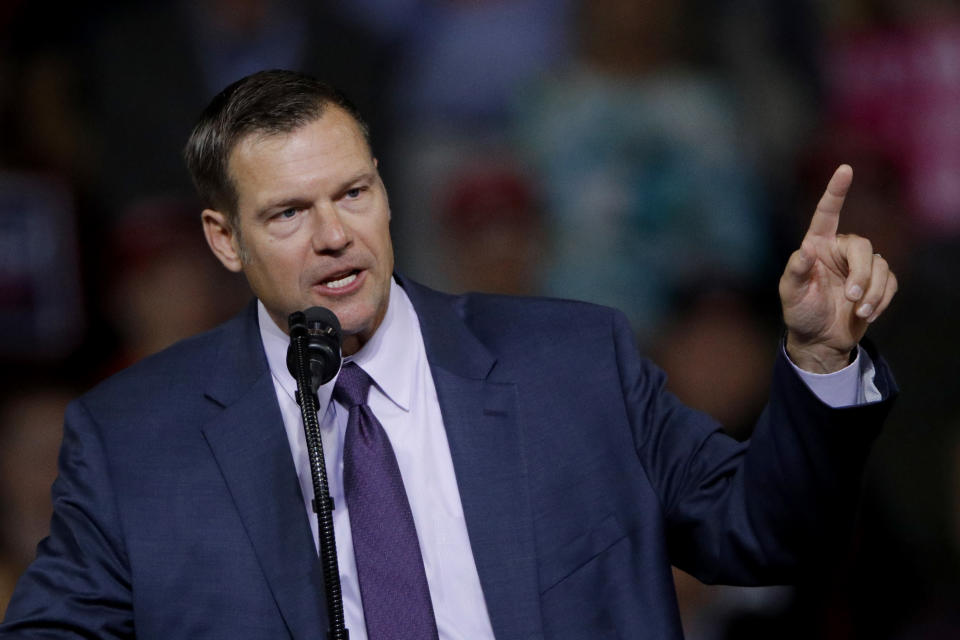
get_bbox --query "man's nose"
[311,204,352,253]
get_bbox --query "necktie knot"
[333,362,372,409]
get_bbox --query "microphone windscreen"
[286,306,343,390]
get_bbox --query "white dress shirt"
[258,277,879,639]
[259,279,496,640]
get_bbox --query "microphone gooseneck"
[286,307,349,640]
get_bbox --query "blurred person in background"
[436,163,545,296]
[513,0,769,347]
[653,284,779,442]
[0,3,106,370]
[99,198,250,376]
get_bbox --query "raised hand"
[779,165,898,373]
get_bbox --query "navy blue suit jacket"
[1,277,896,638]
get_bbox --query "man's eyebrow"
[254,196,312,218]
[336,170,376,192]
[253,171,378,217]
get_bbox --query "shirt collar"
[258,277,417,412]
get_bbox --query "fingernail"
[857,303,873,318]
[848,285,863,300]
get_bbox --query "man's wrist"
[785,334,855,374]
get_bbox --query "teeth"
[324,273,356,289]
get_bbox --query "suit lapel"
[401,278,545,640]
[198,286,547,639]
[200,303,326,639]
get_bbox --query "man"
[1,70,897,639]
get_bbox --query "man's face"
[203,107,394,355]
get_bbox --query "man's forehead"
[232,107,369,159]
[225,110,376,207]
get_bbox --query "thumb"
[782,241,817,286]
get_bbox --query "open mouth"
[322,271,358,289]
[315,269,363,293]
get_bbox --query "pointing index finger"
[806,164,853,239]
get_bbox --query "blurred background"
[0,0,957,637]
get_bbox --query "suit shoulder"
[451,292,630,360]
[459,291,622,334]
[399,274,622,334]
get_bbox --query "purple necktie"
[334,363,440,640]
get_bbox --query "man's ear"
[202,209,243,273]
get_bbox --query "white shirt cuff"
[786,345,882,408]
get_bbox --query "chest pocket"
[538,513,627,593]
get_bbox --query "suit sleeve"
[0,399,134,637]
[612,310,898,585]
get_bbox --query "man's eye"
[278,208,298,219]
[345,187,363,199]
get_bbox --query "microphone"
[286,306,343,394]
[284,306,350,639]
